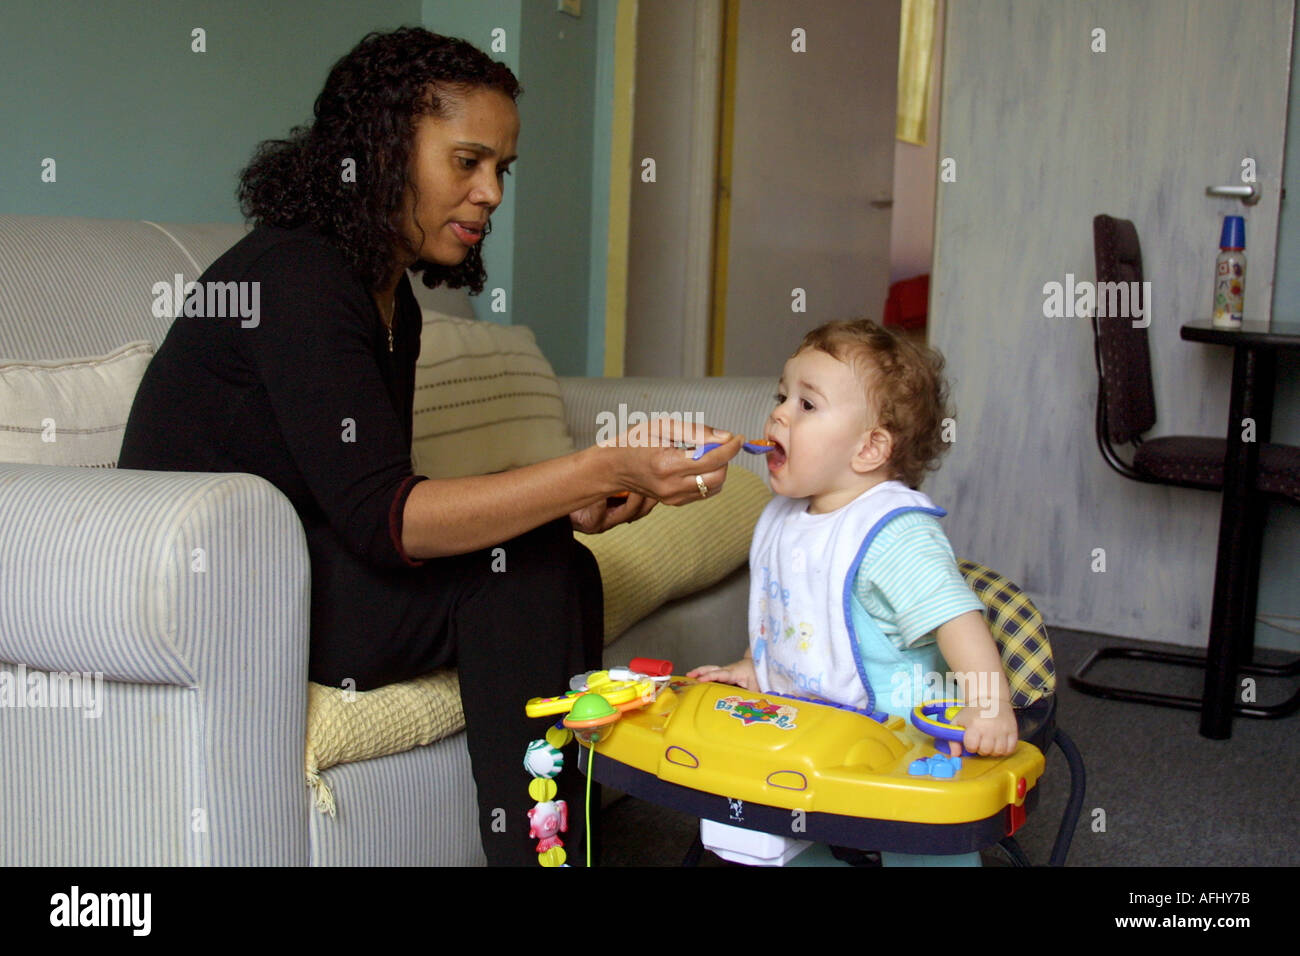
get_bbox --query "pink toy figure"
[527,799,568,852]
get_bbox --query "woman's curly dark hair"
[237,27,520,294]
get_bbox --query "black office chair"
[1070,214,1300,716]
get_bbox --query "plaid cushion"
[958,559,1056,707]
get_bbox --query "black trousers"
[306,517,604,866]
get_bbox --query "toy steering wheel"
[910,700,973,757]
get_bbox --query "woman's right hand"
[599,418,744,505]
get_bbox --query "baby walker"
[522,658,1048,867]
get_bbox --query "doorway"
[620,0,942,376]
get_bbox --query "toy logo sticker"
[716,696,798,730]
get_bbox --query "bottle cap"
[1219,215,1245,250]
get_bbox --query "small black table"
[1180,319,1300,738]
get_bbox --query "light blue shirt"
[851,510,984,651]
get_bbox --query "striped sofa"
[0,215,773,865]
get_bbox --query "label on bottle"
[1212,251,1245,328]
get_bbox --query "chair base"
[1068,646,1300,719]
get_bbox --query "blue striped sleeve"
[851,511,984,650]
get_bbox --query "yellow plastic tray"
[587,680,1044,825]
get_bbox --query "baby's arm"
[935,610,1018,756]
[687,650,758,691]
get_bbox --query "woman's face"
[398,86,519,268]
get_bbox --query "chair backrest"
[1092,214,1157,444]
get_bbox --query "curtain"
[896,0,936,145]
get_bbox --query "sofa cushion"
[411,311,574,478]
[0,341,153,467]
[576,466,772,644]
[305,670,462,815]
[304,466,772,808]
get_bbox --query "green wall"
[1,0,616,376]
[423,0,612,374]
[0,0,420,222]
[586,1,619,378]
[514,0,601,375]
[420,0,522,340]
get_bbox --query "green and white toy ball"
[524,738,565,779]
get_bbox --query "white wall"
[929,0,1292,647]
[722,0,899,376]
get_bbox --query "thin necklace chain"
[380,294,396,353]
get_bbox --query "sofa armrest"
[0,463,311,864]
[558,377,776,480]
[0,463,308,684]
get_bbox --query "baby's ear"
[851,426,893,475]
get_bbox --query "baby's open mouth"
[767,439,787,469]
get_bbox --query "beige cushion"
[575,466,772,644]
[410,311,574,478]
[0,341,153,467]
[304,466,773,808]
[305,670,463,815]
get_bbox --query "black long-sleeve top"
[119,224,427,569]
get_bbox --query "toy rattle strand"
[523,658,675,867]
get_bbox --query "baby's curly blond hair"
[796,319,952,489]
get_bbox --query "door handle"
[1205,184,1261,206]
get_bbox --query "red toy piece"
[628,657,673,677]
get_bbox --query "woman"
[119,27,740,865]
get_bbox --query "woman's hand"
[600,418,744,506]
[569,492,656,534]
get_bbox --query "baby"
[689,319,1017,757]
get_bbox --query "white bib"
[749,481,944,717]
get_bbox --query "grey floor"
[597,627,1300,867]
